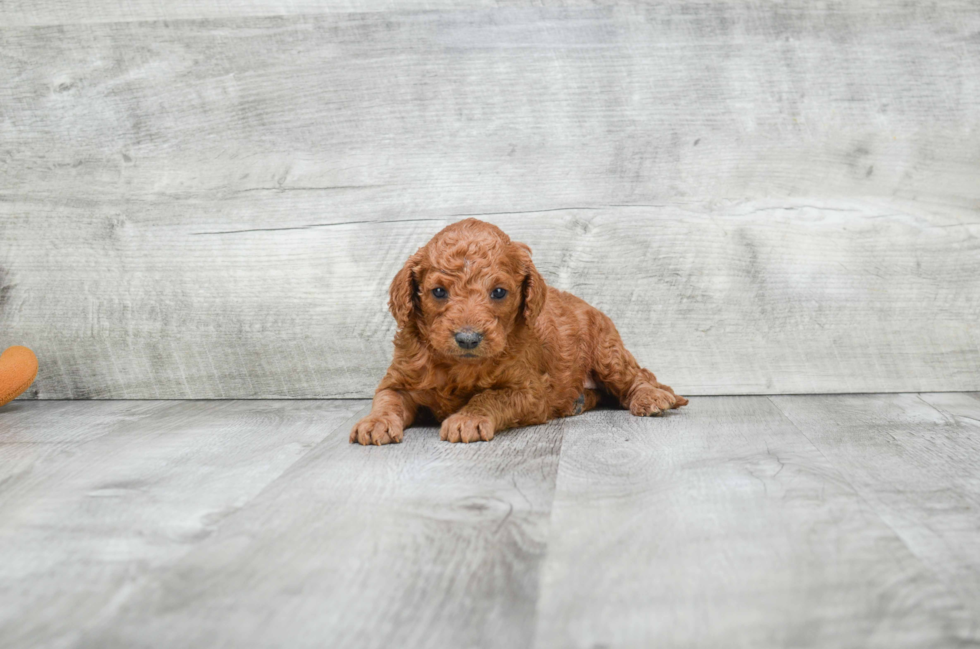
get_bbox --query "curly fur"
[351,218,687,445]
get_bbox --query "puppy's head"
[389,218,546,361]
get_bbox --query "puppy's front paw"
[440,413,495,443]
[350,413,403,445]
[629,386,684,417]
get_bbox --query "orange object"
[0,346,38,407]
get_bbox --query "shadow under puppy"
[351,218,687,445]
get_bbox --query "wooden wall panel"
[0,4,978,397]
[1,0,485,26]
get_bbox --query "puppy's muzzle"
[454,329,483,350]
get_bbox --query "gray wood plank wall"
[1,2,978,398]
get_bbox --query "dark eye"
[431,287,447,299]
[490,287,508,300]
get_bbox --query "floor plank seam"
[527,415,569,649]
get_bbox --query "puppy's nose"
[454,329,483,350]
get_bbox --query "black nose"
[454,329,483,350]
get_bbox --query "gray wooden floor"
[1,395,979,648]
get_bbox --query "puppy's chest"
[440,376,496,402]
[417,385,482,420]
[418,366,502,416]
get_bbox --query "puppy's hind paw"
[628,386,684,417]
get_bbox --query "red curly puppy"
[351,219,687,445]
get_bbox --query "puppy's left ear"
[514,242,547,324]
[389,250,423,330]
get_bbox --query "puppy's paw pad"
[629,387,677,417]
[440,414,495,443]
[350,414,404,446]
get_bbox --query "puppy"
[351,218,687,445]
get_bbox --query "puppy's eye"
[490,287,508,300]
[431,287,448,299]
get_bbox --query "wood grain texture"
[1,3,979,398]
[773,392,980,622]
[0,0,501,26]
[533,397,979,648]
[0,399,365,649]
[72,415,565,649]
[3,396,980,647]
[2,200,977,398]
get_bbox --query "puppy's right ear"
[388,250,423,329]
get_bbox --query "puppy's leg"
[564,388,604,417]
[440,389,547,443]
[590,313,688,417]
[350,389,418,445]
